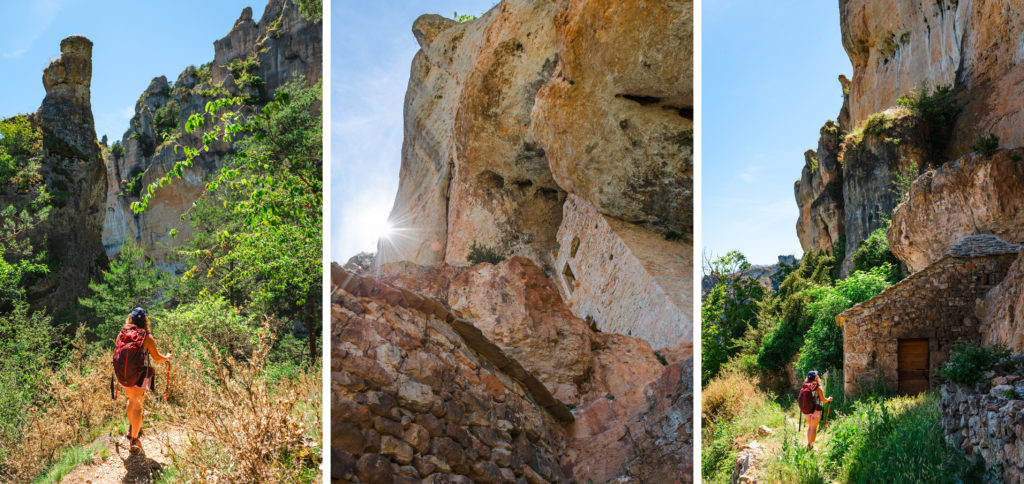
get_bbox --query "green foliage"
[896,84,961,159]
[970,133,1000,156]
[0,303,52,447]
[467,240,506,265]
[851,221,902,282]
[663,229,683,241]
[159,296,263,361]
[829,236,846,281]
[702,273,766,383]
[890,160,919,205]
[757,251,837,371]
[454,11,478,22]
[654,351,668,366]
[808,154,819,173]
[795,266,892,376]
[153,99,180,136]
[197,83,230,99]
[293,0,322,22]
[122,170,144,198]
[0,115,42,186]
[78,242,164,340]
[861,111,895,135]
[0,199,50,308]
[134,79,322,362]
[938,342,1011,385]
[109,140,124,159]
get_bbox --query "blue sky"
[702,2,851,267]
[0,0,264,143]
[331,0,496,262]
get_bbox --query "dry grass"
[702,371,767,423]
[160,319,321,483]
[1,334,123,481]
[1,321,320,483]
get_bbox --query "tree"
[79,242,164,340]
[133,79,322,363]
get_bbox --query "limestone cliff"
[1,36,109,316]
[840,0,1024,155]
[796,0,1024,272]
[102,0,321,271]
[378,0,692,352]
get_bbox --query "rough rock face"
[380,0,693,275]
[978,248,1024,352]
[794,120,845,256]
[941,366,1024,482]
[889,149,1024,272]
[840,0,1024,154]
[379,1,567,269]
[102,0,321,270]
[16,36,108,315]
[553,194,691,352]
[795,110,925,273]
[531,0,693,234]
[448,257,596,404]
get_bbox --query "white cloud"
[1,0,63,58]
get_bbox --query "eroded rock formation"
[840,0,1024,154]
[6,36,109,315]
[102,0,321,270]
[379,0,692,353]
[889,149,1024,272]
[978,247,1024,353]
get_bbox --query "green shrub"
[851,222,902,282]
[970,133,999,156]
[890,161,918,205]
[78,241,164,340]
[861,112,894,135]
[0,303,52,447]
[795,266,891,377]
[109,140,124,159]
[466,240,506,265]
[664,229,683,241]
[896,84,961,158]
[153,99,180,134]
[938,342,1011,385]
[454,11,477,22]
[159,296,264,361]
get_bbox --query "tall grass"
[703,368,983,483]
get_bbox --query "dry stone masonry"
[839,235,1021,395]
[941,361,1024,483]
[332,262,692,482]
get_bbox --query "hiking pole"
[164,361,171,402]
[822,399,832,432]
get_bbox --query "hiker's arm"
[817,387,832,402]
[145,335,172,362]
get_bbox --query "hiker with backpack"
[797,370,832,450]
[111,307,171,452]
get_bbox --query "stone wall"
[941,367,1024,483]
[979,249,1024,352]
[552,194,692,353]
[332,267,573,483]
[839,235,1021,395]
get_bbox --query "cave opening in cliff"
[562,262,576,293]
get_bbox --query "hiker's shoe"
[129,437,142,453]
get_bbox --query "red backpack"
[112,325,150,389]
[797,381,821,414]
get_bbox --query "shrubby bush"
[938,342,1011,385]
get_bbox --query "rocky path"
[60,425,186,484]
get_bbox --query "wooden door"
[898,339,929,394]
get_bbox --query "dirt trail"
[60,425,187,484]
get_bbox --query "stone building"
[838,234,1021,395]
